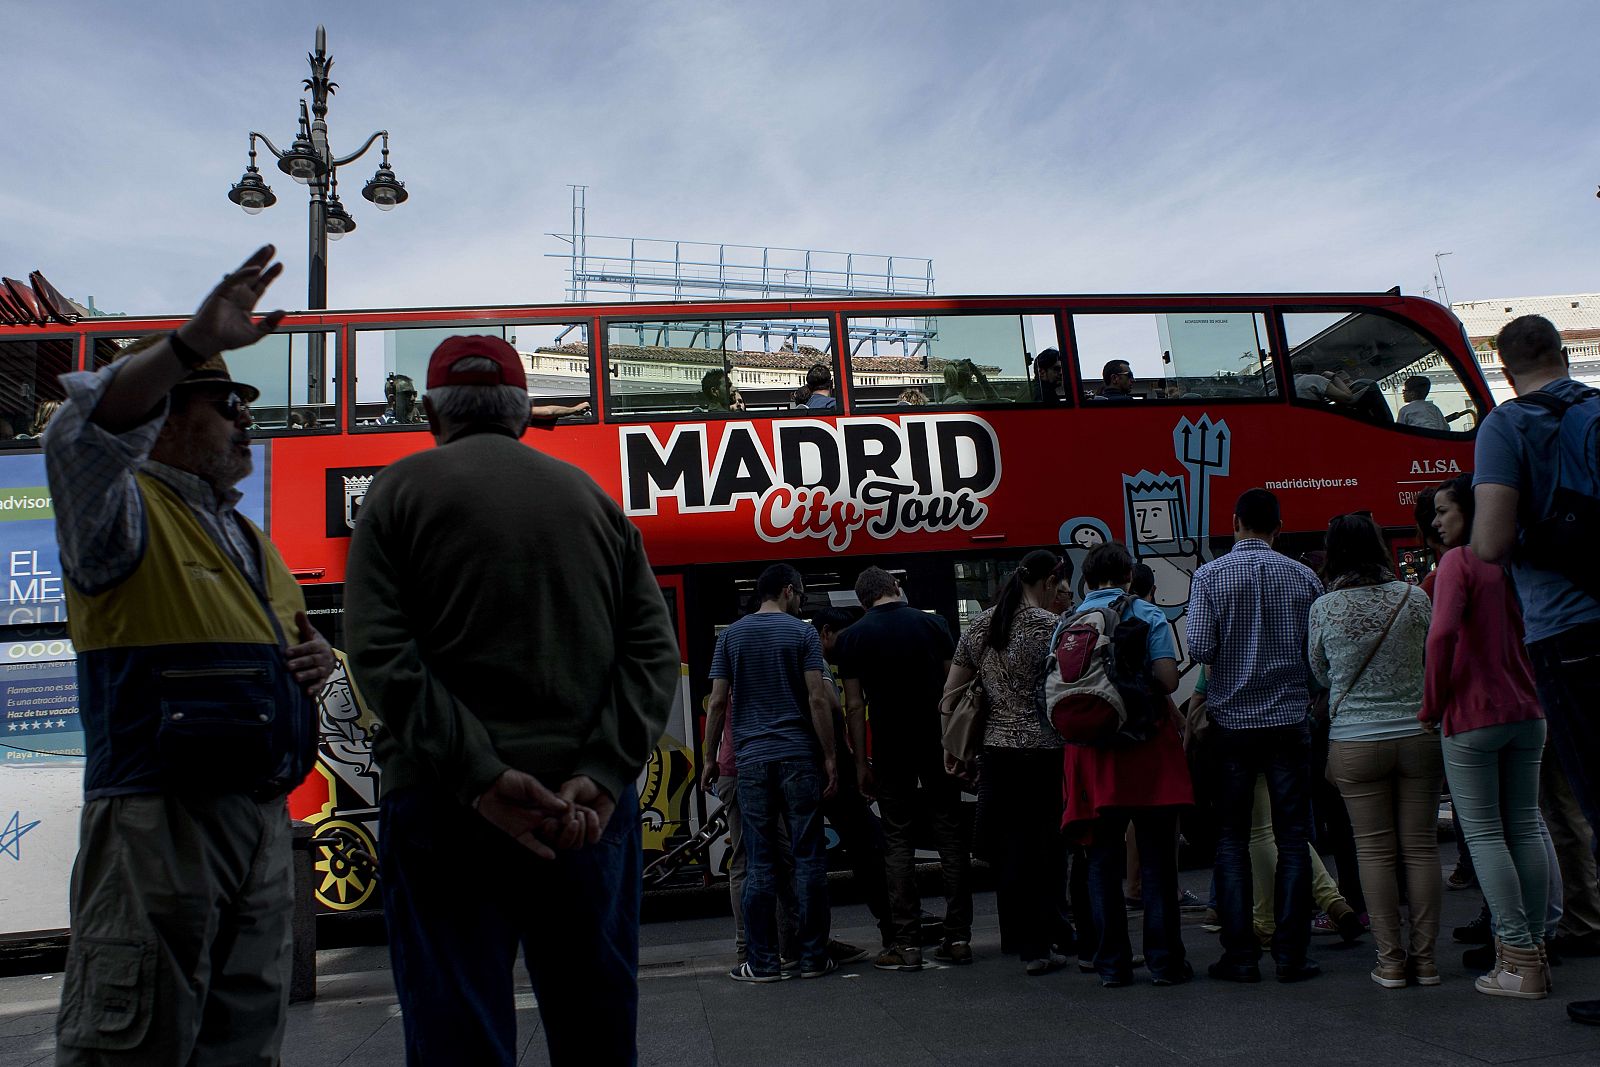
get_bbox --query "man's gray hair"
[427,356,529,427]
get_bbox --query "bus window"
[953,557,1013,632]
[94,332,338,433]
[354,323,591,430]
[604,317,836,417]
[1283,311,1483,433]
[507,323,593,419]
[1069,312,1275,402]
[0,336,73,443]
[845,313,1056,409]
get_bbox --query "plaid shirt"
[1187,538,1323,729]
[42,362,261,594]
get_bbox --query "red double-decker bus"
[0,288,1489,930]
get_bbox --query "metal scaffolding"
[547,187,938,358]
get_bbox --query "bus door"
[635,575,703,879]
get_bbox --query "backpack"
[1039,594,1160,748]
[1513,386,1600,602]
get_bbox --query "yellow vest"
[66,473,313,799]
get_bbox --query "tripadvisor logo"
[619,414,1001,551]
[0,488,53,521]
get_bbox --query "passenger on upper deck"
[700,368,735,412]
[1293,356,1358,407]
[1093,359,1136,402]
[1398,375,1449,430]
[379,373,425,424]
[1293,357,1395,424]
[804,363,838,411]
[941,359,999,404]
[1034,348,1065,403]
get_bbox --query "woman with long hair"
[1310,513,1438,989]
[1423,473,1550,998]
[945,549,1065,974]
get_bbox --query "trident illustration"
[1174,415,1230,550]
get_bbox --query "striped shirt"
[42,362,261,594]
[1186,538,1323,729]
[709,611,826,772]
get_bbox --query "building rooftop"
[1453,292,1600,341]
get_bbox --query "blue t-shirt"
[709,612,827,771]
[1473,378,1600,644]
[1074,589,1177,666]
[805,393,838,411]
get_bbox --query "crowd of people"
[701,314,1600,1025]
[33,244,1600,1065]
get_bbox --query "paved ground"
[4,867,1600,1065]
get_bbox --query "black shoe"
[1151,960,1194,987]
[1276,959,1322,983]
[1550,934,1600,958]
[1208,960,1262,983]
[1462,944,1495,971]
[1568,998,1600,1025]
[1100,971,1135,988]
[1453,910,1492,945]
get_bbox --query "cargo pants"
[55,793,294,1067]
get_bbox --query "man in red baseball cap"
[345,333,677,1065]
[423,334,589,425]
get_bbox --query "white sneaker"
[729,962,791,983]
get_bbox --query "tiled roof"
[1453,293,1600,340]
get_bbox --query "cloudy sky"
[2,0,1597,317]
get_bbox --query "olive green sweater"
[344,427,679,806]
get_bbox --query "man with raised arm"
[43,246,337,1065]
[344,334,678,1064]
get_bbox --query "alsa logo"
[620,415,1001,551]
[1409,459,1462,475]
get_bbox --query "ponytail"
[987,549,1061,651]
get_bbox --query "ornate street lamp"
[227,140,278,215]
[227,25,405,309]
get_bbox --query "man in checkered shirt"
[1186,488,1324,985]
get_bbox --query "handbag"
[941,658,989,764]
[1329,585,1410,720]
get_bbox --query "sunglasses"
[207,391,253,425]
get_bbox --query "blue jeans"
[1087,808,1186,980]
[1213,723,1314,967]
[379,784,641,1067]
[1444,719,1550,948]
[738,758,830,974]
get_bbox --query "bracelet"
[168,330,210,370]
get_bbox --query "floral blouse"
[953,606,1061,750]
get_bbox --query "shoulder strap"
[1330,585,1410,720]
[1513,386,1600,416]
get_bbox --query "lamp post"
[227,24,407,313]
